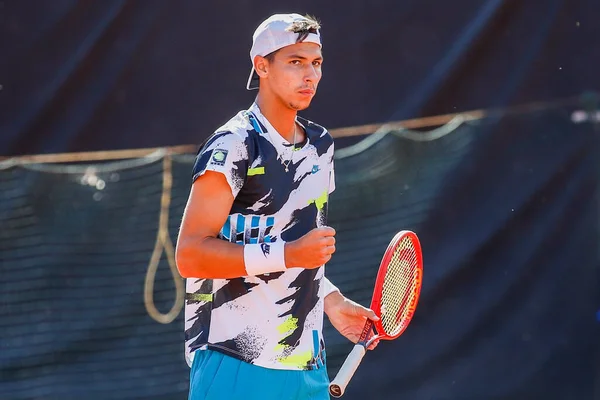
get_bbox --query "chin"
[289,99,312,111]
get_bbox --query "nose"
[304,65,319,83]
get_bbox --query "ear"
[254,56,268,78]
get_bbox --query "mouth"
[298,89,315,96]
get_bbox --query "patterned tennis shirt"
[184,102,335,371]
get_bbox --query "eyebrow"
[287,54,324,61]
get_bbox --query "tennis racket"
[328,230,423,398]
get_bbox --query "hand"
[324,291,381,350]
[285,227,336,269]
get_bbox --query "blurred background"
[1,1,599,399]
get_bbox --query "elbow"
[175,245,192,278]
[176,239,207,279]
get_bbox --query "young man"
[176,13,379,400]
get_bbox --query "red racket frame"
[369,230,423,342]
[329,230,423,398]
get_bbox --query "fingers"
[323,236,335,246]
[320,244,334,265]
[320,236,335,258]
[366,328,379,350]
[296,227,337,269]
[354,305,380,322]
[324,244,336,255]
[315,226,336,237]
[367,339,380,351]
[366,308,380,322]
[309,246,333,269]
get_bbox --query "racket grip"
[328,344,367,398]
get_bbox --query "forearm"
[176,236,246,279]
[176,222,333,279]
[177,236,295,279]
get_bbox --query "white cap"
[246,13,322,90]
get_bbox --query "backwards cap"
[246,13,322,90]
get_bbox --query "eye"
[312,60,322,66]
[290,60,302,65]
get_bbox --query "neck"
[255,92,297,143]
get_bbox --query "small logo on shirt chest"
[311,165,320,174]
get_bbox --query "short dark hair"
[264,51,278,63]
[264,14,321,62]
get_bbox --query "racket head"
[370,230,423,341]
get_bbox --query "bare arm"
[176,171,336,279]
[176,171,246,279]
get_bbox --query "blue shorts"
[188,349,330,400]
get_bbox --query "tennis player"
[176,13,379,400]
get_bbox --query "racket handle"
[328,344,367,398]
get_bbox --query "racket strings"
[380,236,419,336]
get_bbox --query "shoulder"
[199,110,255,154]
[216,110,255,139]
[298,116,333,144]
[298,116,334,156]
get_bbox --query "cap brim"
[246,66,259,90]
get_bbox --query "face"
[256,42,323,111]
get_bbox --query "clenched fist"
[285,227,336,269]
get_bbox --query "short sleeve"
[192,132,248,198]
